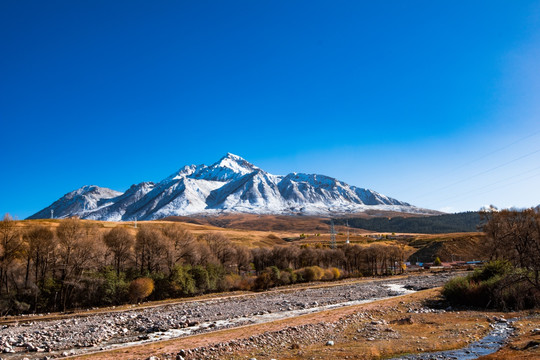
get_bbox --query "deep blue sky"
[2,1,540,219]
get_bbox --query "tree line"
[0,215,409,315]
[443,207,540,310]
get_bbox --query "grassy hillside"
[162,211,440,233]
[406,233,487,263]
[335,212,483,234]
[18,218,291,248]
[164,214,330,232]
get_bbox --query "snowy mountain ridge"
[28,153,432,221]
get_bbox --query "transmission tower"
[330,219,336,249]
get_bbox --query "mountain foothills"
[336,212,483,234]
[29,154,433,221]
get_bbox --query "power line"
[395,129,540,196]
[436,170,540,208]
[414,147,540,201]
[449,128,540,171]
[475,172,540,198]
[426,165,540,207]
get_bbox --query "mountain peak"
[69,185,121,199]
[222,152,242,160]
[215,153,255,168]
[196,153,260,181]
[27,185,122,220]
[28,154,431,220]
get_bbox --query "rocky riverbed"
[0,273,458,359]
[178,304,451,360]
[176,305,517,360]
[388,318,516,360]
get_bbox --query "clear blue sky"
[2,1,540,219]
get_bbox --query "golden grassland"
[17,218,294,248]
[17,217,485,258]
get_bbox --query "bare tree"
[23,225,55,288]
[203,233,236,268]
[252,247,272,273]
[483,208,540,290]
[364,245,379,275]
[104,227,134,276]
[56,218,85,281]
[135,227,168,273]
[160,224,198,267]
[0,214,23,295]
[233,244,251,273]
[386,245,402,274]
[342,244,363,273]
[56,218,104,311]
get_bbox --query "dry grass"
[407,233,487,262]
[13,218,294,248]
[17,218,486,255]
[164,214,331,232]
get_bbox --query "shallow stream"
[389,319,515,360]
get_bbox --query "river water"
[389,320,515,360]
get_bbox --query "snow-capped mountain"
[29,185,123,220]
[28,153,431,220]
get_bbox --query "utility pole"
[346,219,350,244]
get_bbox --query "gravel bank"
[0,272,458,359]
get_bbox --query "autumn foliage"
[0,215,412,314]
[129,278,154,303]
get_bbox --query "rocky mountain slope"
[28,153,431,220]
